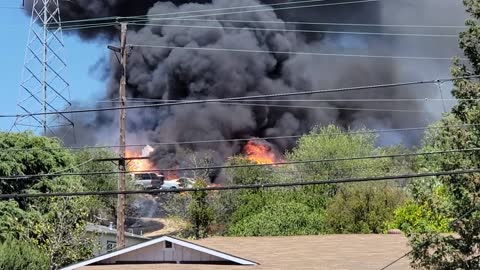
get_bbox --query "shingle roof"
[79,234,412,270]
[64,236,256,270]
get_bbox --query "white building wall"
[89,232,147,255]
[101,242,228,264]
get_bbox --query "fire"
[164,166,179,180]
[243,140,282,164]
[125,145,155,171]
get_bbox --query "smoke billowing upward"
[29,0,465,176]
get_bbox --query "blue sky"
[0,5,107,131]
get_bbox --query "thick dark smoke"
[30,0,465,177]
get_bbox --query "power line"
[59,0,434,34]
[58,19,466,32]
[206,102,430,113]
[90,100,440,113]
[128,18,467,30]
[0,6,23,10]
[60,22,119,31]
[57,0,384,26]
[1,169,478,199]
[128,43,463,61]
[42,0,464,33]
[108,98,472,103]
[54,158,95,174]
[1,147,479,180]
[2,75,478,119]
[2,123,479,152]
[58,0,331,25]
[128,22,459,38]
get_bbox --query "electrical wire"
[56,0,383,26]
[61,0,459,37]
[2,75,478,119]
[127,22,459,38]
[107,98,473,103]
[1,169,478,199]
[55,17,467,33]
[0,6,23,10]
[2,123,478,152]
[57,0,332,25]
[126,18,467,30]
[128,43,463,61]
[44,0,465,33]
[209,102,430,113]
[58,19,466,32]
[60,22,119,31]
[1,147,478,180]
[53,158,95,174]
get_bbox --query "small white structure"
[85,223,150,255]
[62,236,257,269]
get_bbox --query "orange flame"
[243,140,282,164]
[123,146,181,181]
[164,166,179,180]
[126,150,154,172]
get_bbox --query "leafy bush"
[324,182,406,233]
[388,200,450,235]
[228,201,324,236]
[0,236,49,270]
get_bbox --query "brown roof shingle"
[81,234,412,270]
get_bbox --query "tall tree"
[0,132,75,195]
[0,132,96,269]
[408,1,480,268]
[223,126,407,236]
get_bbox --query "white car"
[161,177,195,189]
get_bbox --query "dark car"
[131,173,164,190]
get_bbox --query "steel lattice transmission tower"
[13,0,73,137]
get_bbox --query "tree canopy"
[0,132,98,268]
[406,1,480,268]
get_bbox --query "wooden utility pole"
[116,22,128,249]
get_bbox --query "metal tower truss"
[13,0,73,138]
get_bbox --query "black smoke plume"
[27,0,464,177]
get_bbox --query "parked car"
[131,173,164,190]
[161,177,195,189]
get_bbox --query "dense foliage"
[187,179,215,239]
[324,182,405,234]
[0,236,49,270]
[168,125,409,238]
[405,1,480,268]
[0,132,114,269]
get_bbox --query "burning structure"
[26,0,465,181]
[244,139,283,165]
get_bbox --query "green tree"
[187,179,214,239]
[75,149,122,222]
[285,125,398,210]
[324,182,405,233]
[28,177,95,268]
[224,126,409,236]
[0,200,40,241]
[0,236,49,270]
[408,1,480,268]
[0,132,75,195]
[228,201,324,236]
[214,156,275,233]
[0,133,96,268]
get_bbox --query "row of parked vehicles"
[130,173,195,190]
